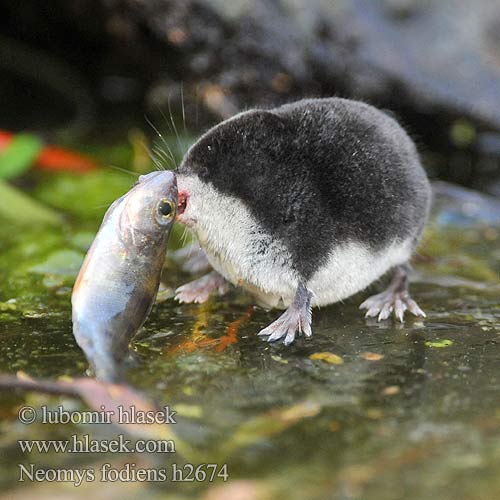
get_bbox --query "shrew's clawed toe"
[359,264,426,322]
[175,271,228,304]
[258,284,312,345]
[360,290,426,322]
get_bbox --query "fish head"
[122,170,178,240]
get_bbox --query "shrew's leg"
[258,283,313,346]
[175,271,228,304]
[359,263,426,322]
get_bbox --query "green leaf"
[424,339,454,348]
[0,134,43,180]
[309,352,344,364]
[0,180,61,225]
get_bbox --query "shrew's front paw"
[175,271,228,304]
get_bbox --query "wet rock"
[2,0,500,125]
[431,181,500,228]
[323,0,500,130]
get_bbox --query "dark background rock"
[1,0,500,192]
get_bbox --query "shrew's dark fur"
[178,98,430,280]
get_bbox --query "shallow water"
[0,170,499,500]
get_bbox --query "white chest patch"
[177,174,413,309]
[177,174,299,307]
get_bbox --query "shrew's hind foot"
[175,271,228,304]
[359,264,426,322]
[258,284,313,346]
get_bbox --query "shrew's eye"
[158,199,174,218]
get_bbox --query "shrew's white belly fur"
[204,237,412,309]
[177,174,413,309]
[306,239,412,307]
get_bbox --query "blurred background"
[2,0,500,191]
[1,2,500,500]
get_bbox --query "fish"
[72,171,178,382]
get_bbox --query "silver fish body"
[72,171,177,381]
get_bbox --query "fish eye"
[158,199,175,218]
